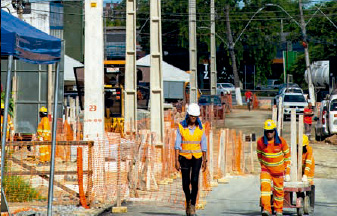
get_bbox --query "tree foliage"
[107,0,337,87]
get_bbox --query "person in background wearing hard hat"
[300,134,315,209]
[304,102,314,141]
[301,134,315,185]
[257,119,291,216]
[175,103,207,216]
[37,106,51,164]
[1,102,14,141]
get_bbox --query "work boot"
[190,204,196,216]
[261,210,271,216]
[185,201,191,216]
[275,212,283,216]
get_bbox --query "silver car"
[216,83,235,95]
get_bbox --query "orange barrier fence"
[1,105,259,214]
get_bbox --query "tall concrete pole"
[150,0,164,142]
[125,0,137,133]
[225,5,243,105]
[210,0,217,95]
[299,0,315,104]
[189,0,198,103]
[84,0,105,198]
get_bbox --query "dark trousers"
[179,155,202,205]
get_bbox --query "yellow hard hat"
[39,106,48,113]
[264,119,276,130]
[1,102,4,109]
[302,134,309,146]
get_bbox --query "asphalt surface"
[103,175,337,216]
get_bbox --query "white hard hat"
[187,103,200,116]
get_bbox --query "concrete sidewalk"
[104,175,337,216]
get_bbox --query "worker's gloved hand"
[285,174,291,182]
[302,175,308,182]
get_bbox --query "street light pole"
[299,0,315,104]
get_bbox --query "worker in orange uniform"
[300,134,315,209]
[1,102,14,141]
[257,119,291,216]
[304,102,314,141]
[37,106,51,164]
[175,103,207,216]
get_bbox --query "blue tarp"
[1,10,61,64]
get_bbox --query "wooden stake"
[272,105,277,125]
[250,134,255,173]
[297,115,304,181]
[277,98,283,136]
[209,130,214,180]
[290,109,297,181]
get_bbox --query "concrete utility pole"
[189,0,198,103]
[84,0,105,196]
[299,0,315,104]
[210,0,217,95]
[125,0,137,133]
[225,5,242,105]
[150,0,164,142]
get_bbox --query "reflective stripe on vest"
[180,149,202,153]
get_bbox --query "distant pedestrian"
[304,102,314,141]
[175,103,207,216]
[245,90,253,111]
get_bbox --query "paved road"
[104,175,337,216]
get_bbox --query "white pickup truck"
[315,90,337,141]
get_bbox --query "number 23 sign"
[89,105,97,111]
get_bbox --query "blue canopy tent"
[1,9,61,215]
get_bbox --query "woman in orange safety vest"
[175,103,207,216]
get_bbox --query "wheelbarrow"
[260,181,315,216]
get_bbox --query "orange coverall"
[302,145,315,185]
[37,116,51,162]
[257,136,291,214]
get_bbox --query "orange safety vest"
[178,123,204,159]
[37,117,51,141]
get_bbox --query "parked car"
[256,79,281,90]
[274,87,303,105]
[278,92,308,120]
[315,91,337,141]
[216,83,235,95]
[198,95,223,118]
